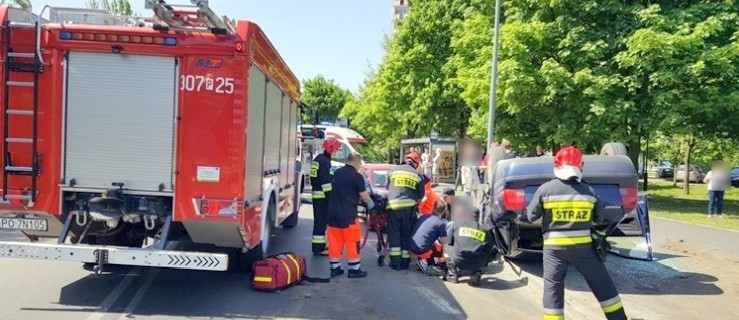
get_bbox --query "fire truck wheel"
[230,198,276,272]
[282,210,299,228]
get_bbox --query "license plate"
[0,217,48,231]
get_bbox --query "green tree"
[87,0,133,15]
[5,0,31,10]
[344,0,473,159]
[301,75,351,123]
[618,1,739,194]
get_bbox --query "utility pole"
[485,0,502,218]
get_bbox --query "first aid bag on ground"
[251,252,329,292]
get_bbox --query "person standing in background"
[432,148,442,186]
[535,145,545,157]
[704,161,730,218]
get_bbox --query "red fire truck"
[0,1,303,273]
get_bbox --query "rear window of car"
[732,168,739,175]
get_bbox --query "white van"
[298,125,383,190]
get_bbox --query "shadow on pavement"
[512,251,723,296]
[44,217,471,320]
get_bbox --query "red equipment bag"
[251,252,328,292]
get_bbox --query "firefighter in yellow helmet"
[310,138,341,255]
[526,146,626,320]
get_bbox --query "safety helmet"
[405,152,421,167]
[554,146,584,181]
[554,146,583,168]
[323,138,341,155]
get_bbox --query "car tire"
[600,142,628,156]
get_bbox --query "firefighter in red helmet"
[386,151,427,270]
[526,146,626,320]
[310,137,341,255]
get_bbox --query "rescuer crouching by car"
[410,199,449,276]
[526,146,626,320]
[327,152,374,278]
[444,198,496,286]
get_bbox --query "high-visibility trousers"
[542,245,626,320]
[412,241,444,264]
[311,198,329,253]
[327,220,361,270]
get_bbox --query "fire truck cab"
[0,1,303,273]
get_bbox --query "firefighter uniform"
[444,219,494,285]
[527,178,627,320]
[386,163,425,269]
[310,151,333,254]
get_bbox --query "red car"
[362,164,392,194]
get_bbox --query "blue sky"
[28,0,392,92]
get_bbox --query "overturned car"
[483,143,652,261]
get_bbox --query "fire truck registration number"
[180,75,234,94]
[0,217,47,231]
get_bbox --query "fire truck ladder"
[146,0,235,35]
[1,20,42,203]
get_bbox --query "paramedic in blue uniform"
[526,146,626,320]
[310,138,341,255]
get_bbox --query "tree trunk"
[682,136,695,195]
[628,139,641,170]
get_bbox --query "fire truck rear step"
[0,241,229,272]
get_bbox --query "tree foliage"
[342,0,739,186]
[86,0,133,15]
[301,75,352,123]
[5,0,31,10]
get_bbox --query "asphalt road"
[0,203,737,319]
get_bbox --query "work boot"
[314,248,329,256]
[469,271,483,287]
[348,269,368,278]
[401,258,411,270]
[330,268,345,278]
[390,257,402,270]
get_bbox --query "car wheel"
[600,142,628,156]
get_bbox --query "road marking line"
[86,267,142,320]
[118,268,159,320]
[413,286,462,315]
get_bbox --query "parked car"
[731,167,739,187]
[676,165,705,183]
[655,166,674,179]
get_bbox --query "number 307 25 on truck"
[0,1,303,273]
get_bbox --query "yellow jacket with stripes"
[526,178,605,248]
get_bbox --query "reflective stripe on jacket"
[386,164,423,210]
[310,152,332,200]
